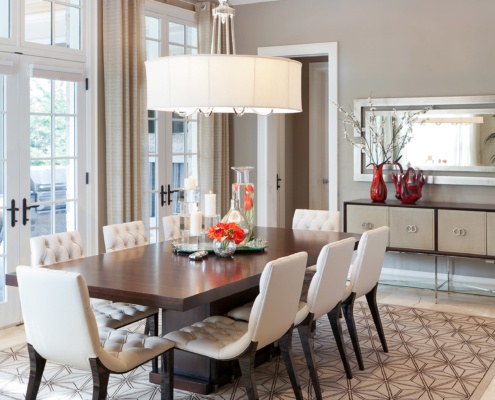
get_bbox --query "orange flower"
[206,222,245,244]
[244,194,253,211]
[245,184,254,193]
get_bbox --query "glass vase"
[392,162,426,204]
[213,239,236,257]
[232,166,255,241]
[370,163,387,202]
[221,197,250,247]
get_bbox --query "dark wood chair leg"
[342,292,365,370]
[238,343,259,400]
[26,344,46,400]
[297,317,322,400]
[161,349,174,400]
[328,302,353,379]
[89,358,110,400]
[365,283,388,353]
[279,328,304,400]
[148,313,160,373]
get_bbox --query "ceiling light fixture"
[145,0,302,117]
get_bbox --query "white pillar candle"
[204,192,216,217]
[184,177,196,190]
[190,210,203,236]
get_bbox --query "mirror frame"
[353,95,495,186]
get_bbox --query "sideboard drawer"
[438,210,486,255]
[389,208,435,251]
[487,213,495,256]
[346,205,388,234]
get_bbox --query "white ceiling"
[229,0,279,4]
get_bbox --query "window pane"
[0,0,10,38]
[148,119,157,154]
[54,80,75,114]
[169,22,184,45]
[186,26,197,48]
[146,40,160,61]
[54,3,80,49]
[25,0,52,45]
[30,116,52,158]
[54,116,75,157]
[169,44,185,56]
[146,16,159,40]
[30,204,53,237]
[30,78,52,113]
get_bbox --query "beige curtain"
[102,0,149,225]
[196,2,231,216]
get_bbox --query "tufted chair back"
[305,237,355,321]
[162,215,181,241]
[17,266,105,371]
[348,226,389,298]
[248,251,307,349]
[30,231,84,267]
[103,221,148,252]
[292,209,340,231]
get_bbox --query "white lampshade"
[145,54,302,115]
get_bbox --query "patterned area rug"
[1,302,495,399]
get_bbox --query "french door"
[145,4,198,242]
[0,53,87,328]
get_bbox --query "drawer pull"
[405,225,417,233]
[362,222,374,230]
[453,228,467,236]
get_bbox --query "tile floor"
[2,285,495,399]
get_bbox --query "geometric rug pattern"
[1,302,495,399]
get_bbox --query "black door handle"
[277,174,282,190]
[22,198,40,225]
[160,184,178,207]
[6,199,19,227]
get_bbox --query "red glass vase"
[391,162,426,204]
[370,163,387,202]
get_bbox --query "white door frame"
[257,42,338,227]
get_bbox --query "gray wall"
[229,0,495,278]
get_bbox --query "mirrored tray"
[172,239,268,254]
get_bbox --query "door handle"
[160,184,178,207]
[276,174,282,190]
[6,199,19,227]
[22,198,40,225]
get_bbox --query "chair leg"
[160,349,174,400]
[328,302,353,379]
[238,342,259,400]
[297,317,322,400]
[26,344,46,400]
[279,328,304,400]
[342,292,365,370]
[89,358,110,400]
[148,313,160,373]
[365,283,388,353]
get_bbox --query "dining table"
[6,226,360,394]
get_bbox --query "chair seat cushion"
[164,316,252,360]
[98,328,174,373]
[92,302,158,329]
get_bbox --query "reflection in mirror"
[354,96,495,186]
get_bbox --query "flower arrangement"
[206,222,245,245]
[334,98,431,166]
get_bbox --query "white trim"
[257,42,338,228]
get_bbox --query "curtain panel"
[102,0,149,226]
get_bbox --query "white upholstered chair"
[292,209,340,232]
[16,265,174,400]
[30,231,159,334]
[165,252,308,400]
[341,226,389,371]
[227,238,356,398]
[162,215,181,241]
[102,220,148,252]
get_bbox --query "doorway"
[256,42,338,228]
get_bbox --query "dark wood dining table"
[6,226,360,394]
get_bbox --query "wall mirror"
[353,95,495,186]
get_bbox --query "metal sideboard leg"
[434,255,438,304]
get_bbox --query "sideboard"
[343,199,495,302]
